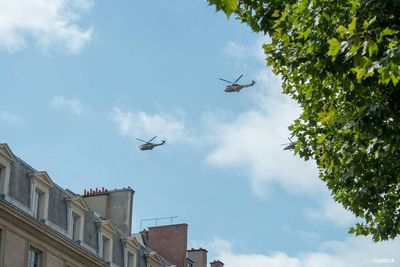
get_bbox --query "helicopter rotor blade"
[147,136,157,143]
[234,74,243,84]
[136,138,147,143]
[219,78,234,84]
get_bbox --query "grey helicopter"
[281,137,296,151]
[136,136,166,151]
[219,74,256,92]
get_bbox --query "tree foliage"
[208,0,400,241]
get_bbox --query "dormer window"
[128,252,136,267]
[66,196,89,242]
[33,189,45,219]
[102,235,111,262]
[123,237,140,267]
[72,212,81,241]
[30,172,53,222]
[145,252,161,267]
[96,220,116,262]
[0,144,16,196]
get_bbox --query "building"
[0,143,173,267]
[142,224,188,267]
[210,260,224,267]
[187,248,208,267]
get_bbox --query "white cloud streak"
[51,96,84,114]
[0,0,93,54]
[204,237,400,267]
[110,106,187,143]
[0,111,23,123]
[224,37,267,63]
[306,198,357,227]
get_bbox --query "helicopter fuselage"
[224,84,243,92]
[224,81,255,92]
[139,142,165,151]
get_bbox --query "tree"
[208,0,400,241]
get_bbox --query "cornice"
[66,196,89,213]
[30,171,54,188]
[122,236,140,252]
[146,251,161,264]
[0,143,16,162]
[96,220,117,237]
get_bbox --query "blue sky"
[1,1,399,266]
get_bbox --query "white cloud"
[0,111,23,123]
[306,198,356,227]
[282,225,321,244]
[224,37,267,63]
[205,69,322,197]
[51,96,84,114]
[110,106,187,143]
[204,237,400,267]
[0,0,93,54]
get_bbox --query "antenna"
[139,216,178,230]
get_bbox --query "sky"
[1,0,399,266]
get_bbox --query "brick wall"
[146,224,188,267]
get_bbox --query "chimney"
[187,247,208,267]
[83,187,135,237]
[210,260,224,267]
[145,224,188,267]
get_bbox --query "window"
[0,144,16,196]
[128,252,136,267]
[72,212,81,241]
[0,164,5,194]
[67,196,88,242]
[27,247,42,267]
[33,189,45,220]
[102,236,111,262]
[96,220,115,262]
[30,172,53,222]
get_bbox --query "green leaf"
[368,42,379,57]
[382,28,398,36]
[328,38,341,59]
[318,110,336,124]
[208,0,237,17]
[337,25,347,37]
[388,40,398,49]
[363,16,376,30]
[348,17,357,32]
[391,73,399,86]
[294,0,308,13]
[353,67,366,82]
[305,87,313,99]
[317,134,327,144]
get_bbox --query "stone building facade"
[0,143,172,267]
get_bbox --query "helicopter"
[219,74,256,92]
[136,136,166,151]
[281,137,296,151]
